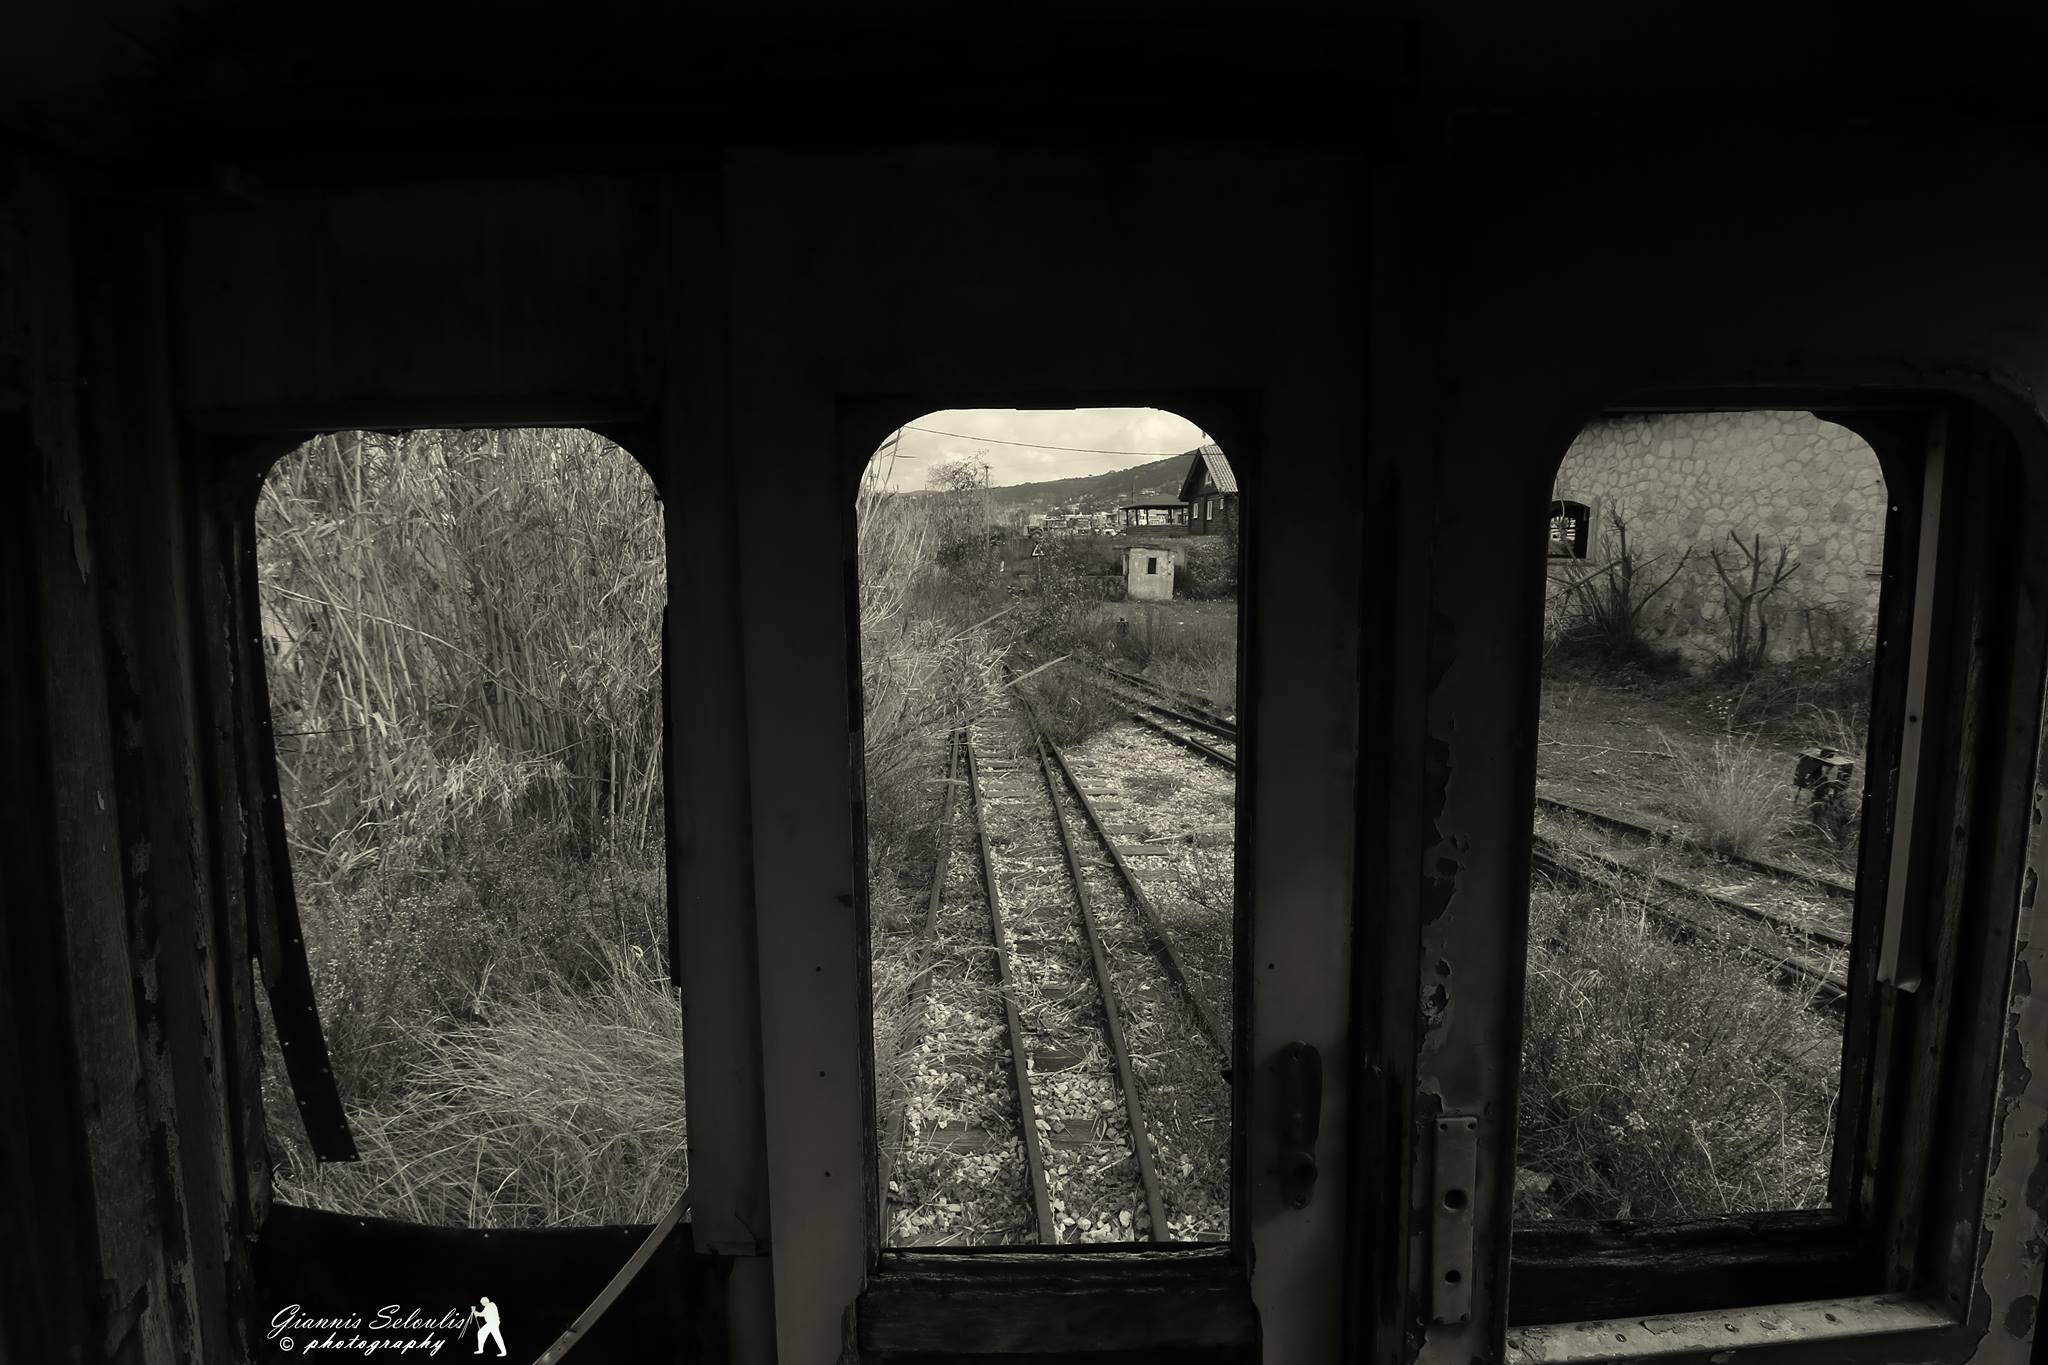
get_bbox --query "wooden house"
[1178,443,1240,535]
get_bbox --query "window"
[1512,403,2018,1329]
[253,428,680,1228]
[1547,498,1590,559]
[858,409,1241,1248]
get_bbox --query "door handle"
[1279,1042,1321,1209]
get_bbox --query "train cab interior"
[10,7,2048,1363]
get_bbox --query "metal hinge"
[1431,1114,1478,1325]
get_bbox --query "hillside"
[987,453,1196,516]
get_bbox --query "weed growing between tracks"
[877,751,1035,1246]
[1517,864,1841,1222]
[977,709,1151,1243]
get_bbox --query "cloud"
[869,407,1210,490]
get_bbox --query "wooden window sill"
[1504,1294,1955,1364]
[859,1247,1254,1358]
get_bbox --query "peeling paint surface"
[1966,782,2048,1363]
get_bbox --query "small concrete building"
[1124,546,1175,600]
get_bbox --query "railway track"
[1079,663,1238,771]
[1530,836,1849,1012]
[882,697,1232,1246]
[1089,663,1859,994]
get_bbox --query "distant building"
[1177,443,1239,536]
[1124,546,1175,601]
[1119,500,1189,529]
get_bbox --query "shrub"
[1709,530,1801,678]
[1019,666,1128,746]
[1719,648,1875,741]
[858,468,1007,874]
[1176,536,1238,601]
[1517,873,1838,1221]
[1548,508,1693,675]
[1662,731,1791,859]
[260,429,666,870]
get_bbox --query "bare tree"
[1710,530,1800,675]
[1549,508,1693,661]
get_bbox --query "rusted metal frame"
[228,494,358,1162]
[1829,415,1931,1223]
[1037,722,1232,1059]
[1877,416,1991,1295]
[1529,840,1848,1009]
[1841,412,1953,1246]
[192,474,281,1232]
[1877,413,1949,992]
[878,730,963,1205]
[1533,793,1854,903]
[965,733,1058,1243]
[1029,729,1171,1242]
[1126,705,1239,771]
[1911,409,2048,1319]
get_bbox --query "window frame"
[842,394,1273,1359]
[1505,395,2040,1339]
[1545,497,1592,561]
[209,419,682,1225]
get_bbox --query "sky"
[867,407,1209,491]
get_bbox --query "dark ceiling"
[7,6,2048,176]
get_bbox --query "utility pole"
[983,461,994,569]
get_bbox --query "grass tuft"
[1662,730,1790,859]
[269,941,687,1227]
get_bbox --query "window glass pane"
[256,429,678,1227]
[1519,410,1883,1222]
[862,409,1239,1246]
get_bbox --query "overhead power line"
[896,424,1198,458]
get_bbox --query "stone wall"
[1548,410,1888,662]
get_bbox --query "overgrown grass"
[1018,666,1128,747]
[1070,602,1238,709]
[1661,730,1791,859]
[257,429,682,1226]
[269,940,686,1227]
[1517,872,1839,1221]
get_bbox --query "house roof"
[1119,499,1188,510]
[1176,443,1239,502]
